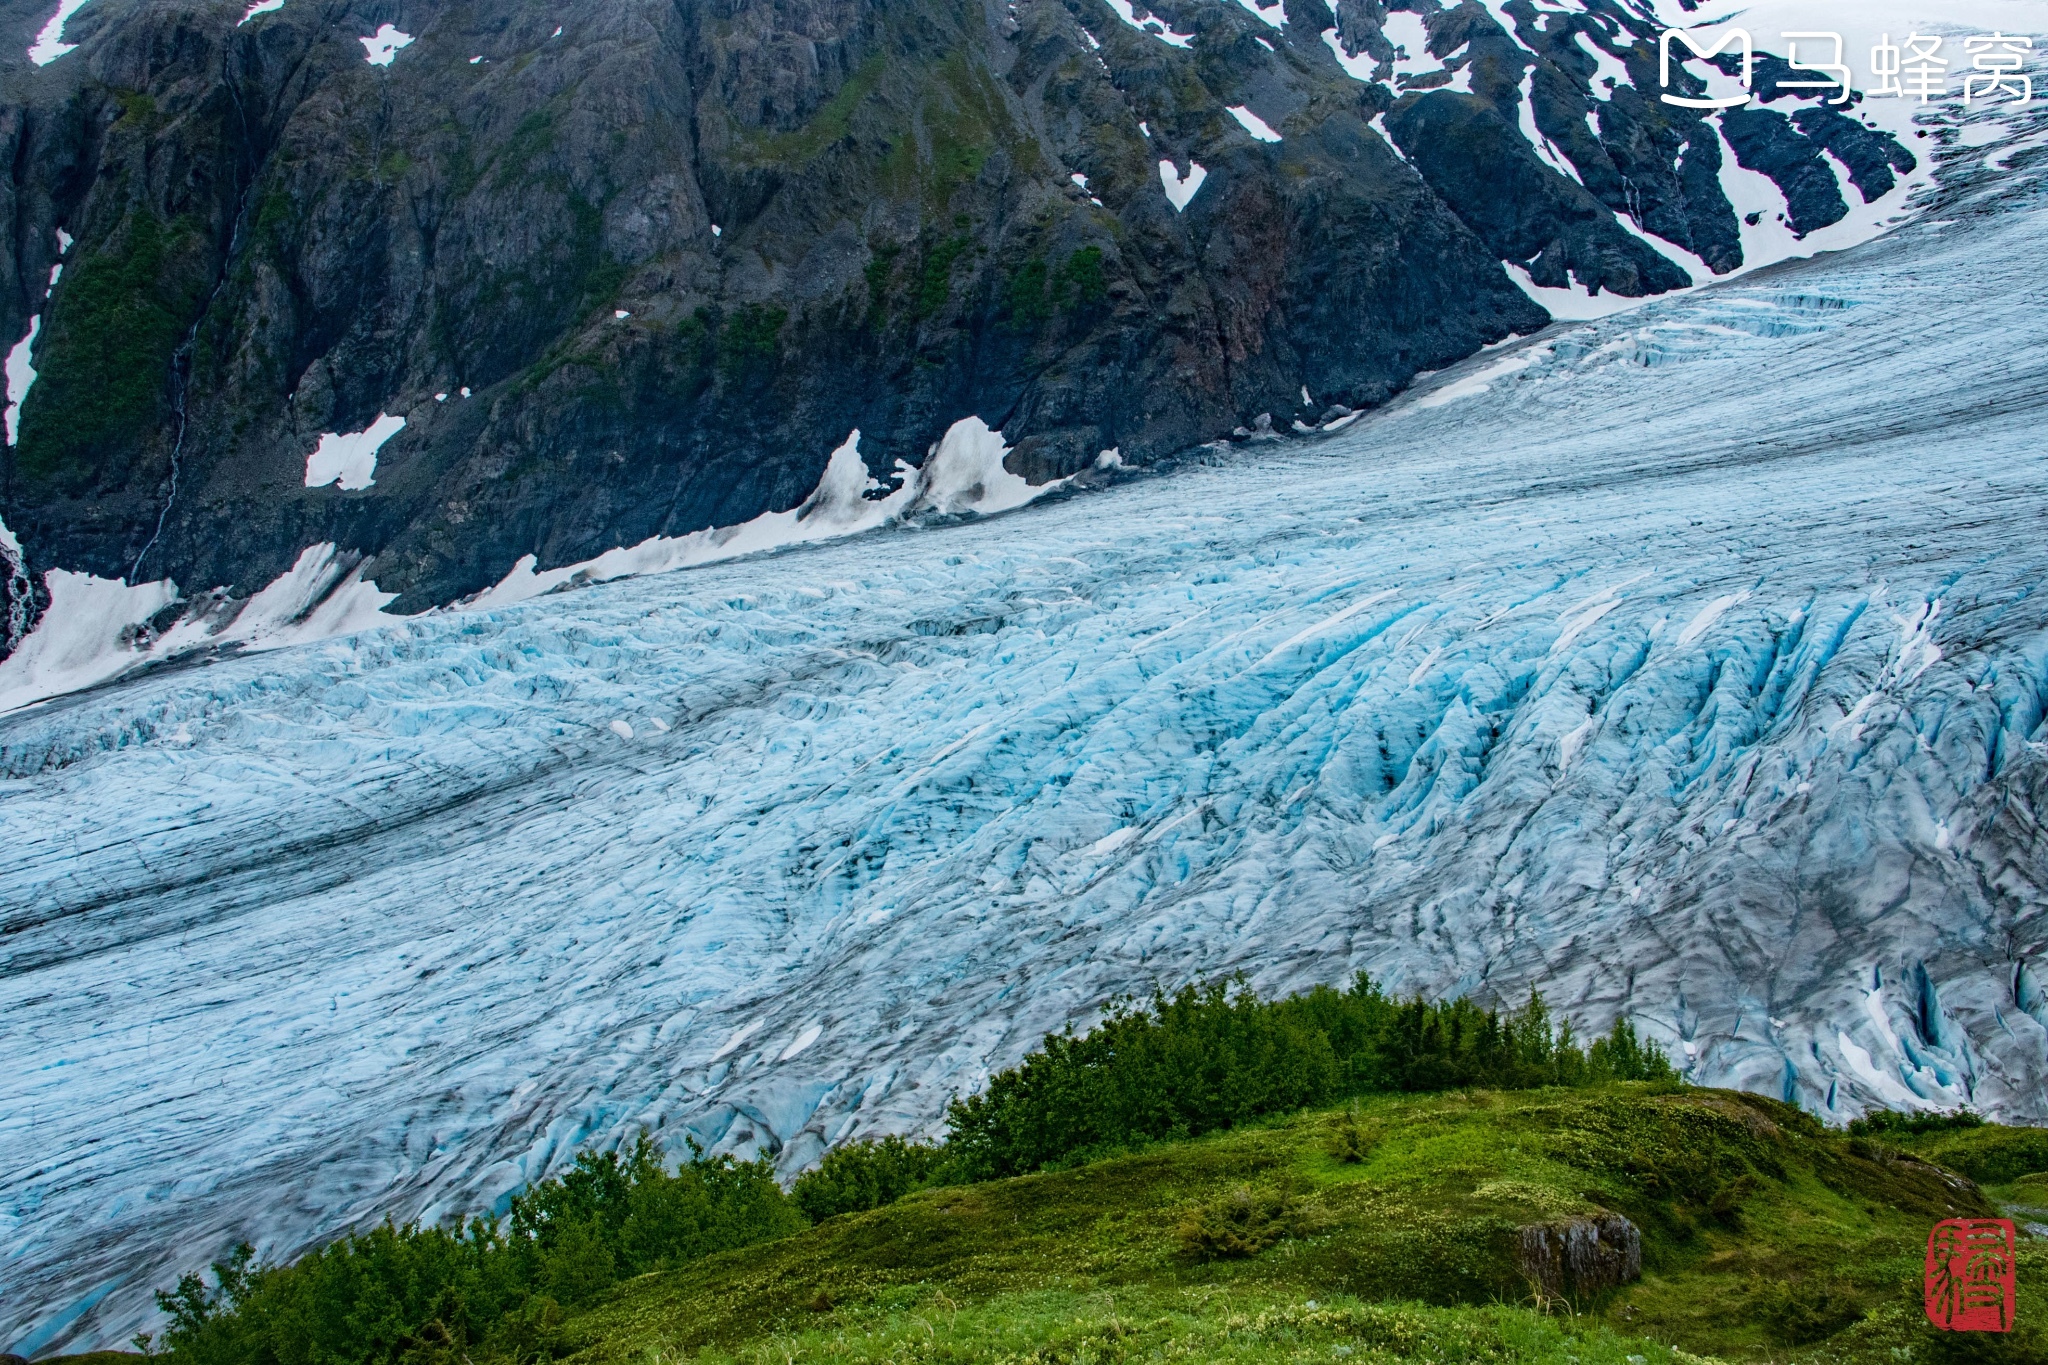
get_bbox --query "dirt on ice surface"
[5,116,2048,1354]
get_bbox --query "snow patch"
[360,24,414,66]
[1159,159,1207,210]
[0,572,177,713]
[1233,0,1285,30]
[778,1024,824,1061]
[1321,27,1375,81]
[1098,0,1193,49]
[4,316,41,446]
[239,0,283,24]
[711,1019,765,1061]
[1505,262,1656,321]
[1227,105,1283,143]
[467,422,1077,612]
[304,413,405,491]
[1574,30,1631,97]
[28,0,91,64]
[1676,591,1750,647]
[1380,12,1471,94]
[0,544,401,715]
[1405,346,1542,411]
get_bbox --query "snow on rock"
[1574,30,1631,98]
[1321,28,1375,82]
[360,24,414,66]
[465,422,1074,611]
[1378,11,1472,94]
[1504,263,1646,320]
[27,0,90,64]
[1227,105,1283,143]
[239,0,284,24]
[1098,0,1193,49]
[0,545,399,715]
[1515,69,1582,184]
[4,316,41,446]
[0,571,178,713]
[1232,0,1285,30]
[1159,159,1207,210]
[303,413,405,490]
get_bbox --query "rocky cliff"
[0,0,1914,666]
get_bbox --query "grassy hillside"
[536,1086,2033,1365]
[58,981,2046,1363]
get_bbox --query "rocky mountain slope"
[0,0,1917,681]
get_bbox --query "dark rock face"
[1514,1211,1642,1301]
[0,0,1913,641]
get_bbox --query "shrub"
[792,1135,945,1222]
[1848,1108,1984,1137]
[1325,1105,1376,1164]
[1752,1276,1865,1345]
[154,1135,801,1364]
[1173,1185,1305,1261]
[944,975,1676,1179]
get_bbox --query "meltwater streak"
[6,141,2048,1351]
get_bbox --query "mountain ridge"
[0,0,1917,688]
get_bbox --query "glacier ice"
[5,117,2048,1358]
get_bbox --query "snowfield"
[6,123,2048,1353]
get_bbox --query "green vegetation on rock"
[15,212,207,488]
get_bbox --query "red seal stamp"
[1925,1218,2017,1332]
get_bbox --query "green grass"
[537,1087,2020,1365]
[55,1088,2048,1364]
[1889,1121,2048,1185]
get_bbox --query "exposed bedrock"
[0,0,1910,632]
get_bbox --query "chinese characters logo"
[1924,1218,2017,1333]
[1660,28,2035,107]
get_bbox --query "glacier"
[6,117,2048,1353]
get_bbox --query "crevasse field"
[6,116,2048,1355]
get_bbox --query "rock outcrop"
[1514,1212,1642,1301]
